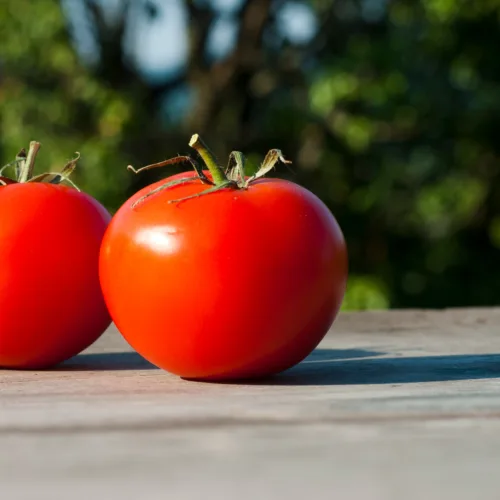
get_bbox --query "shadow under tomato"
[52,347,500,385]
[181,348,386,384]
[239,350,500,386]
[55,351,157,371]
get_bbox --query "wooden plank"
[2,308,500,499]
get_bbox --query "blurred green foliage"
[1,0,500,310]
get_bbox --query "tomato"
[100,135,347,380]
[0,143,111,369]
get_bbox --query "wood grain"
[2,308,500,499]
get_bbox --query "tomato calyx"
[127,133,292,207]
[0,141,81,189]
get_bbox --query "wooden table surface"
[2,308,500,499]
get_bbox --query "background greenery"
[1,0,499,310]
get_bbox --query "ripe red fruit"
[100,135,347,380]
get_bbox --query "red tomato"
[0,182,111,369]
[100,167,347,381]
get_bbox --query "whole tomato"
[0,142,111,369]
[100,135,347,380]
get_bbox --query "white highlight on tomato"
[134,225,180,255]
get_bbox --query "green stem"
[18,141,41,183]
[189,134,227,186]
[126,134,292,207]
[15,148,26,180]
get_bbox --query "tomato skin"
[99,171,347,380]
[0,183,112,369]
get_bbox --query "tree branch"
[84,0,133,86]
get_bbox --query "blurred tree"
[1,0,500,309]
